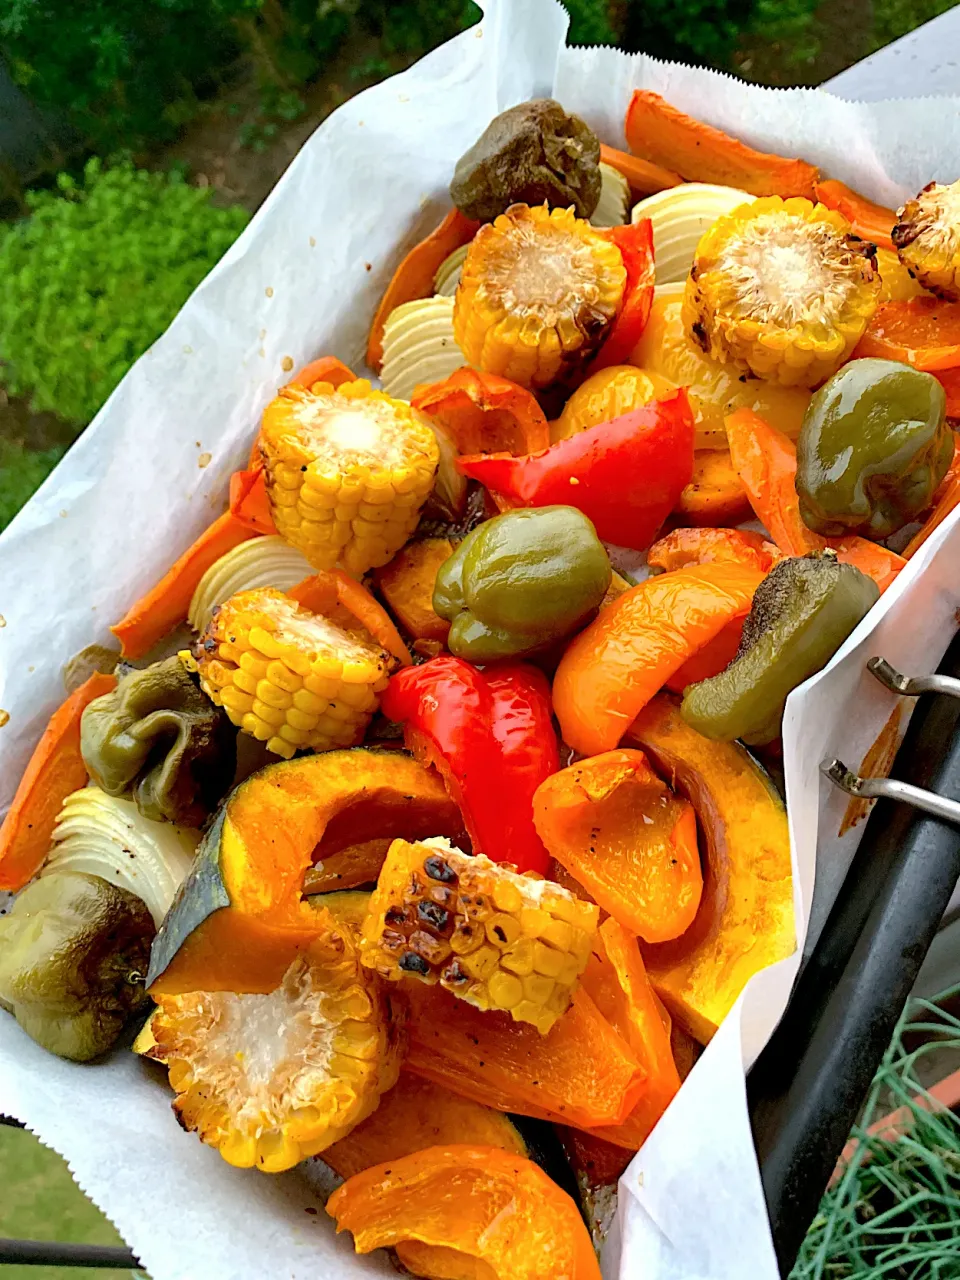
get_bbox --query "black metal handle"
[748,629,960,1275]
[0,1239,140,1269]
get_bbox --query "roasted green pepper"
[797,358,951,539]
[81,656,236,827]
[433,506,612,662]
[681,553,879,745]
[0,872,154,1061]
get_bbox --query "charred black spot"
[417,900,452,934]
[441,959,469,984]
[424,855,458,883]
[399,951,431,975]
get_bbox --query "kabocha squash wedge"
[146,748,466,995]
[375,538,454,643]
[322,1069,527,1180]
[404,981,646,1130]
[626,694,794,1042]
[141,913,402,1172]
[328,1145,601,1280]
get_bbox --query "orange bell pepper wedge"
[0,673,118,891]
[575,919,682,1150]
[552,562,764,757]
[599,142,682,196]
[935,365,960,416]
[674,448,754,526]
[412,367,550,456]
[664,616,746,692]
[328,1146,601,1280]
[405,982,647,1130]
[534,749,702,944]
[367,208,480,371]
[288,569,412,666]
[813,179,895,252]
[726,407,904,593]
[287,355,356,390]
[111,511,259,659]
[228,466,276,535]
[590,218,656,372]
[904,439,960,558]
[624,91,818,199]
[852,297,960,372]
[648,526,778,574]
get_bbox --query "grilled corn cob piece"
[138,920,402,1173]
[453,203,627,391]
[631,182,751,284]
[192,586,392,760]
[360,837,599,1034]
[590,162,631,229]
[379,297,465,401]
[259,377,439,575]
[683,196,880,388]
[893,180,960,301]
[433,244,470,297]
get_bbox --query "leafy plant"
[871,0,958,51]
[622,0,818,66]
[0,159,249,426]
[563,0,617,46]
[0,441,66,532]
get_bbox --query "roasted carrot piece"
[624,91,818,199]
[726,407,904,592]
[814,179,895,252]
[852,297,960,372]
[287,356,356,390]
[228,466,277,535]
[674,449,753,526]
[599,142,682,197]
[0,673,118,891]
[111,512,258,659]
[288,570,412,665]
[367,208,480,371]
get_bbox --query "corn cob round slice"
[360,837,599,1035]
[892,180,960,301]
[453,203,627,391]
[683,196,880,388]
[193,586,392,760]
[259,377,439,575]
[140,921,402,1173]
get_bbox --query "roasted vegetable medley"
[3,88,960,1279]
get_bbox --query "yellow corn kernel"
[360,837,598,1034]
[684,196,880,388]
[194,586,392,759]
[454,203,627,391]
[893,181,960,301]
[259,378,439,574]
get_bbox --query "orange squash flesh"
[674,449,753,526]
[0,672,118,891]
[147,749,466,996]
[405,982,646,1130]
[627,694,794,1042]
[534,749,702,944]
[375,538,454,643]
[327,1145,601,1280]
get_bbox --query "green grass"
[0,440,65,532]
[0,1125,139,1279]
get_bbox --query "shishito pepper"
[457,390,695,552]
[682,552,880,745]
[433,506,612,661]
[796,358,951,539]
[381,657,557,874]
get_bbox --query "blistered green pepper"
[0,872,154,1061]
[681,553,879,745]
[81,656,236,827]
[797,358,951,539]
[433,505,612,662]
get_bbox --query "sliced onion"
[590,163,631,228]
[188,536,314,632]
[632,183,752,285]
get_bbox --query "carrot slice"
[726,407,904,593]
[367,208,480,372]
[288,356,356,391]
[0,673,118,891]
[814,179,895,252]
[624,91,818,199]
[288,570,412,666]
[599,142,682,197]
[853,297,960,372]
[111,512,258,659]
[228,467,277,535]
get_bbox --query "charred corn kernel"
[194,587,392,759]
[684,196,880,388]
[590,162,631,229]
[259,378,439,574]
[454,203,627,391]
[360,837,599,1033]
[893,181,960,300]
[139,922,401,1173]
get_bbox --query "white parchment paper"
[2,3,960,1277]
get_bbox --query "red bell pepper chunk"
[381,656,557,874]
[590,217,655,371]
[457,388,695,552]
[229,466,277,535]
